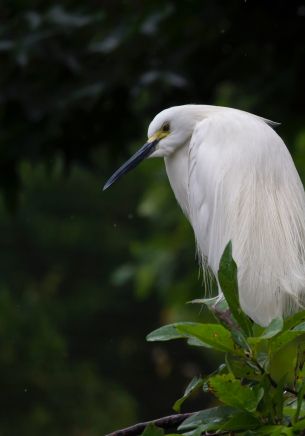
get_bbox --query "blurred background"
[0,1,305,435]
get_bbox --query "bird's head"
[103,105,203,191]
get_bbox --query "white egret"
[103,105,305,326]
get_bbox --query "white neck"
[164,144,190,218]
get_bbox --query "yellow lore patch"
[148,129,169,143]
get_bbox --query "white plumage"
[104,105,305,326]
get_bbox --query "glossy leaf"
[146,323,192,342]
[176,323,236,353]
[146,322,231,351]
[218,241,253,336]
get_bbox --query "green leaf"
[256,350,270,371]
[252,323,265,337]
[179,428,205,436]
[141,423,164,436]
[208,373,264,413]
[186,337,212,348]
[189,295,240,332]
[219,411,260,431]
[175,323,236,353]
[283,309,305,331]
[225,354,260,381]
[269,330,305,354]
[255,425,294,435]
[178,406,236,431]
[231,329,251,350]
[248,318,284,346]
[173,376,203,412]
[146,323,193,342]
[258,374,289,424]
[147,322,234,351]
[294,377,305,422]
[218,241,253,336]
[292,321,305,332]
[293,417,305,431]
[261,318,284,339]
[273,374,287,422]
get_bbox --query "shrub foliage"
[145,242,305,435]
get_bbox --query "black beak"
[103,139,159,191]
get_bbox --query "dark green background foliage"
[0,1,305,435]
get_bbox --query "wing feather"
[188,110,305,325]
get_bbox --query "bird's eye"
[162,123,170,132]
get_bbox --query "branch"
[105,411,195,436]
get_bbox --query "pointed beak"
[103,139,159,191]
